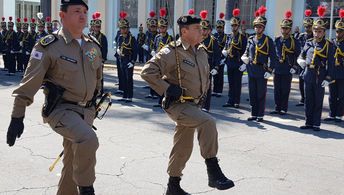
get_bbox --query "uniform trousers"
[213,65,224,94]
[120,58,134,99]
[203,75,212,111]
[7,53,16,74]
[299,75,305,103]
[47,104,99,195]
[22,53,30,71]
[138,46,145,63]
[304,81,325,127]
[116,56,124,92]
[165,102,218,177]
[16,53,23,71]
[273,74,292,112]
[329,79,344,118]
[227,67,243,105]
[248,77,267,117]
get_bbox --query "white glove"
[321,80,329,88]
[127,62,134,68]
[10,50,14,54]
[116,48,122,56]
[220,59,226,65]
[264,72,272,79]
[210,69,218,75]
[19,41,23,47]
[25,51,30,55]
[297,58,306,69]
[290,68,296,74]
[150,50,156,56]
[239,64,246,72]
[241,55,249,64]
[222,49,228,57]
[142,44,149,51]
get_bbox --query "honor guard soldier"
[271,10,301,115]
[241,6,277,122]
[296,9,314,106]
[36,13,48,42]
[297,6,335,131]
[20,18,34,71]
[90,12,108,96]
[0,19,4,64]
[1,17,8,71]
[222,8,247,108]
[5,16,19,76]
[324,9,344,122]
[46,16,53,34]
[6,0,102,194]
[116,11,137,102]
[141,11,235,195]
[213,12,227,97]
[200,10,221,112]
[29,18,37,42]
[137,24,146,63]
[15,18,24,72]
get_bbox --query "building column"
[2,0,15,19]
[138,0,149,31]
[51,0,60,21]
[292,0,305,32]
[41,0,51,18]
[265,0,292,37]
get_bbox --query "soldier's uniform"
[46,16,53,34]
[7,1,102,194]
[213,12,227,96]
[137,24,146,63]
[15,18,24,72]
[116,12,137,102]
[36,18,48,42]
[1,17,8,70]
[272,11,301,114]
[20,18,35,71]
[141,13,234,195]
[325,11,344,122]
[296,9,314,106]
[30,18,37,43]
[222,8,247,108]
[113,29,124,93]
[200,10,221,112]
[5,17,19,75]
[298,6,335,131]
[242,6,277,121]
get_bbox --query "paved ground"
[0,67,343,195]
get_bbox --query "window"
[154,0,175,27]
[15,0,40,19]
[120,0,138,28]
[238,0,266,30]
[193,0,216,27]
[305,0,344,29]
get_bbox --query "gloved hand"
[221,49,228,57]
[239,64,246,72]
[142,44,149,51]
[264,72,272,79]
[25,51,30,55]
[297,58,306,69]
[20,41,23,47]
[165,84,182,101]
[289,68,296,74]
[210,69,218,75]
[127,62,134,68]
[116,48,122,56]
[220,59,226,66]
[150,50,156,56]
[321,80,329,88]
[241,55,249,64]
[7,117,24,147]
[10,50,15,54]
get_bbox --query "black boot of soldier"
[166,176,190,195]
[205,157,235,190]
[78,186,95,195]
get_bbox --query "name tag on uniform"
[60,55,77,64]
[183,59,195,67]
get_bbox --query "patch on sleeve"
[160,47,171,55]
[40,34,57,47]
[31,49,43,60]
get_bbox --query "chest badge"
[85,47,98,62]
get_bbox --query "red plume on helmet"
[317,5,326,18]
[119,11,127,19]
[149,10,156,18]
[200,10,208,20]
[285,10,292,19]
[258,5,267,16]
[232,8,240,17]
[94,11,101,19]
[160,7,167,17]
[16,18,21,23]
[339,9,344,19]
[31,18,36,23]
[92,13,96,20]
[188,9,195,15]
[2,17,5,21]
[9,16,13,21]
[24,18,28,23]
[304,9,312,17]
[219,12,225,19]
[46,16,51,22]
[254,10,260,17]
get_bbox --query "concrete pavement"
[0,68,343,195]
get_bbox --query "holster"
[42,81,65,118]
[162,96,173,110]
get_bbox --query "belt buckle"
[77,101,87,107]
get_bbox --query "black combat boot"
[205,157,235,190]
[166,176,190,195]
[78,186,95,195]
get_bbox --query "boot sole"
[208,181,235,190]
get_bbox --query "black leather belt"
[61,99,93,108]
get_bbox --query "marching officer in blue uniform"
[15,18,24,72]
[213,12,227,97]
[296,9,314,107]
[271,10,301,115]
[200,10,221,112]
[297,6,335,131]
[116,11,137,102]
[5,17,19,76]
[222,8,247,108]
[137,24,146,63]
[19,18,34,71]
[241,6,277,122]
[324,9,344,123]
[1,17,8,71]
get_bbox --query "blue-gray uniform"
[137,31,146,63]
[91,32,108,95]
[329,38,344,120]
[35,30,48,42]
[19,31,34,71]
[4,29,19,74]
[114,30,124,93]
[117,32,137,100]
[301,38,335,128]
[245,34,277,118]
[213,32,227,95]
[273,35,301,113]
[202,34,221,111]
[15,30,24,71]
[145,30,158,97]
[223,32,247,106]
[297,32,313,104]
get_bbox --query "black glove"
[7,117,24,147]
[165,84,182,102]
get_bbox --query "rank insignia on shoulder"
[40,34,57,48]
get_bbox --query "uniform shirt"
[91,32,108,61]
[332,38,344,79]
[274,35,301,75]
[141,38,210,99]
[153,33,172,52]
[117,33,138,62]
[11,28,103,118]
[4,29,19,52]
[214,32,227,51]
[245,34,277,78]
[145,30,157,53]
[202,35,221,70]
[224,32,247,68]
[20,31,35,54]
[301,38,335,83]
[137,31,146,46]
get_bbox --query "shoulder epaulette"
[198,43,207,50]
[39,34,58,48]
[88,34,101,49]
[169,39,181,48]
